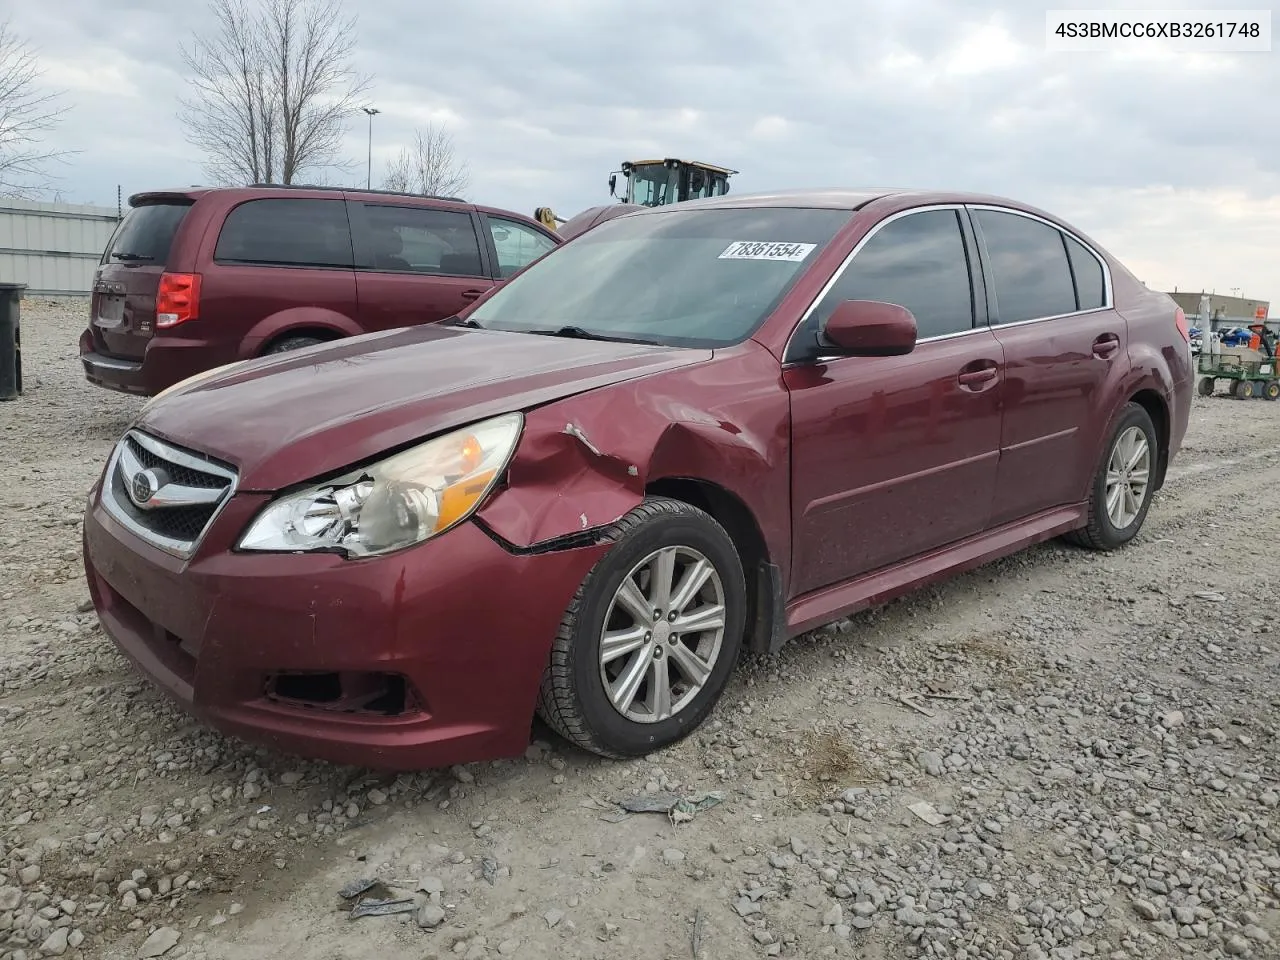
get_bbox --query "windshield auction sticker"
[718,241,817,262]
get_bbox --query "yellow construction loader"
[535,158,737,240]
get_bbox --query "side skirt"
[784,503,1087,638]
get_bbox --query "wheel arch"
[644,477,786,656]
[236,307,363,360]
[1127,388,1170,490]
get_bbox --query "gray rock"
[417,876,444,896]
[1132,899,1159,921]
[415,903,445,929]
[544,908,564,928]
[1224,934,1250,956]
[1243,925,1272,944]
[0,886,21,910]
[822,905,842,927]
[39,928,69,956]
[138,926,180,958]
[917,752,945,776]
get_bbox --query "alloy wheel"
[598,545,726,724]
[1105,425,1151,529]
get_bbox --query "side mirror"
[608,174,617,196]
[821,300,917,357]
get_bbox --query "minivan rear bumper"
[80,328,225,397]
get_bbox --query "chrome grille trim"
[100,429,239,560]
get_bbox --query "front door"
[969,206,1130,526]
[784,207,1005,596]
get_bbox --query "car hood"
[135,324,711,491]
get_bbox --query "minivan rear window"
[103,202,193,265]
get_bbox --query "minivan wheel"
[536,497,746,759]
[265,335,326,354]
[1065,402,1158,552]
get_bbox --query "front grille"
[101,430,238,559]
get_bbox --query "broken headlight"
[237,413,522,557]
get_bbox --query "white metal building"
[0,198,121,297]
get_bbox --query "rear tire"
[1197,376,1216,397]
[536,497,746,759]
[1065,402,1158,552]
[1265,380,1280,401]
[1233,378,1255,399]
[265,335,327,355]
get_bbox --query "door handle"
[958,366,998,388]
[1093,334,1120,358]
[460,289,485,301]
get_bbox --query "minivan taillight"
[1174,307,1190,343]
[156,272,201,328]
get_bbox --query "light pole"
[362,106,380,188]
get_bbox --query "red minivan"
[79,186,561,396]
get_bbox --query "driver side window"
[788,209,976,362]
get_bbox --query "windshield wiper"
[111,252,154,262]
[441,316,484,329]
[523,325,657,345]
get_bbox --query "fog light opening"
[265,671,411,716]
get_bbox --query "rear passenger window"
[1065,235,1105,310]
[360,205,486,277]
[974,210,1077,324]
[214,198,354,268]
[793,209,974,357]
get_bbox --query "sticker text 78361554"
[718,241,817,262]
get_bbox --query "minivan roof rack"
[246,183,469,204]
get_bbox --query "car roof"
[126,184,554,232]
[636,188,1060,216]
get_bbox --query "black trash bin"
[0,282,24,401]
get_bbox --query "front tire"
[1065,402,1158,552]
[536,497,746,759]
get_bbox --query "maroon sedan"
[82,189,1193,769]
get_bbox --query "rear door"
[90,200,194,359]
[478,214,559,279]
[971,206,1129,525]
[348,201,495,330]
[204,197,358,362]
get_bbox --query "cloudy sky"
[7,0,1278,307]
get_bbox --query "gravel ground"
[2,298,1278,960]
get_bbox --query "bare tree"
[0,20,71,199]
[179,0,370,185]
[383,123,470,198]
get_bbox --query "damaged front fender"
[474,344,792,570]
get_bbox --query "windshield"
[626,164,679,206]
[469,207,851,348]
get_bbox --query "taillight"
[156,273,201,328]
[1174,307,1190,343]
